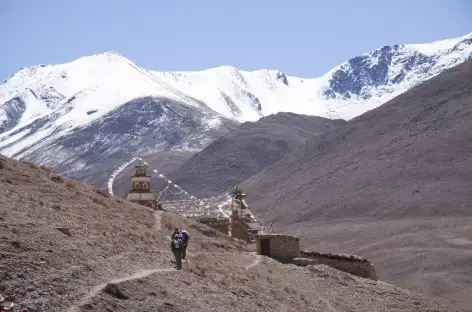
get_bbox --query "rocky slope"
[0,155,454,312]
[0,33,471,191]
[242,60,472,311]
[168,112,345,198]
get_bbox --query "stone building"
[228,185,260,242]
[231,217,250,241]
[230,211,259,242]
[255,233,300,263]
[126,160,158,209]
[254,232,378,280]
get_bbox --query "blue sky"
[1,0,471,81]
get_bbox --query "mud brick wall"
[294,250,378,280]
[256,234,300,262]
[211,221,229,235]
[231,219,249,242]
[197,218,229,235]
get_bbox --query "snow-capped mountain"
[324,34,472,102]
[0,32,471,190]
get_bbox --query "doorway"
[260,239,271,257]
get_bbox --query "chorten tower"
[126,160,157,209]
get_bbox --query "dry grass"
[92,197,106,206]
[161,214,174,230]
[65,181,75,188]
[24,161,38,170]
[284,285,296,294]
[39,164,52,172]
[93,187,109,198]
[50,175,64,183]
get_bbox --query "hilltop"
[0,155,454,311]
[242,60,472,311]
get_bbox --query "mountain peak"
[1,32,472,161]
[74,50,132,65]
[203,65,240,74]
[323,32,472,101]
[98,50,121,56]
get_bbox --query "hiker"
[181,230,189,260]
[171,232,184,269]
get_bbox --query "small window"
[134,182,141,189]
[142,182,149,190]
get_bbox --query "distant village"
[125,160,378,281]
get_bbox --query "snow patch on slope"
[0,33,471,160]
[406,35,465,55]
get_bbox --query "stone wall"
[212,221,229,235]
[127,198,157,209]
[196,217,229,235]
[127,192,157,201]
[231,219,249,242]
[293,250,378,280]
[256,234,300,263]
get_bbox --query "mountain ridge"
[0,32,471,190]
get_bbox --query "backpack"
[172,236,183,249]
[181,230,189,241]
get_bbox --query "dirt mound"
[0,155,452,311]
[242,60,472,311]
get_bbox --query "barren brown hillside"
[242,60,472,311]
[167,112,345,198]
[0,155,454,311]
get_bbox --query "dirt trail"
[67,268,177,312]
[67,210,169,311]
[244,253,262,270]
[68,211,264,311]
[317,296,339,312]
[154,210,162,231]
[242,253,337,311]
